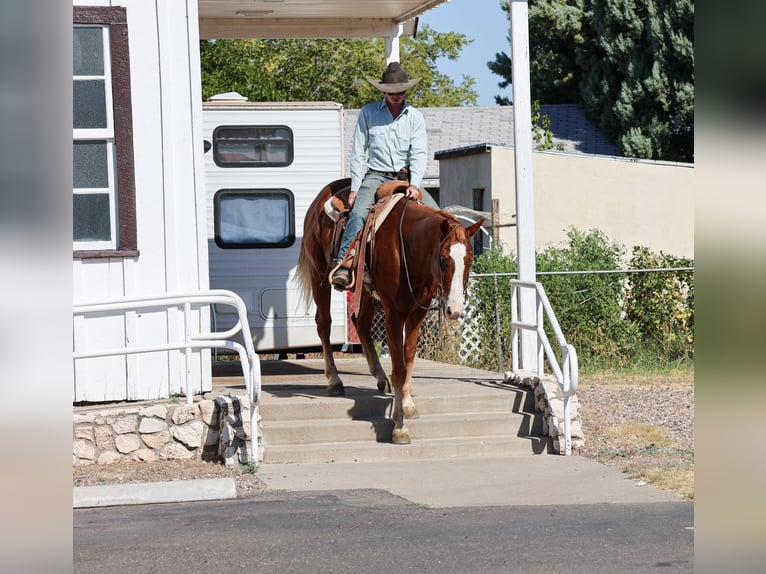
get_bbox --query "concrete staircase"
[255,358,550,464]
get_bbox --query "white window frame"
[73,23,117,251]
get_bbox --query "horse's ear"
[464,218,485,239]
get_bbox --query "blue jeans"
[336,173,439,261]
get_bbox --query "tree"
[489,0,694,162]
[200,25,478,108]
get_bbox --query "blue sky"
[420,0,511,106]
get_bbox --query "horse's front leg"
[384,313,410,444]
[353,294,390,393]
[311,278,344,396]
[401,308,428,419]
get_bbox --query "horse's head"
[437,216,484,319]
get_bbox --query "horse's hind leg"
[312,278,344,396]
[354,295,390,394]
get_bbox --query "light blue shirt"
[349,98,428,190]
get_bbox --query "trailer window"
[213,126,293,167]
[214,189,295,248]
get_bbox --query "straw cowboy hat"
[366,62,421,93]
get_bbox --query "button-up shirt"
[349,98,428,190]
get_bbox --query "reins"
[398,198,459,313]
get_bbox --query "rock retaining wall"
[72,394,254,466]
[505,370,584,453]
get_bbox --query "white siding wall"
[73,0,210,401]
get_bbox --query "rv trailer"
[202,95,347,353]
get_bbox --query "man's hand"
[348,190,358,208]
[405,185,420,200]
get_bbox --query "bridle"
[398,198,464,314]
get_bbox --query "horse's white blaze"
[445,243,467,318]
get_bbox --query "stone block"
[139,417,168,434]
[170,404,199,425]
[199,400,217,426]
[94,425,113,450]
[73,440,95,460]
[111,414,139,434]
[133,448,158,462]
[139,405,168,419]
[74,426,93,441]
[170,420,205,449]
[158,442,194,460]
[115,434,141,454]
[142,430,171,449]
[73,413,96,425]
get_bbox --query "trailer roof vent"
[207,92,248,102]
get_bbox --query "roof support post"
[384,23,404,64]
[510,0,538,369]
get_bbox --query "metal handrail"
[73,290,261,463]
[509,279,579,455]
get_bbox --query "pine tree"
[490,0,694,162]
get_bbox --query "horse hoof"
[327,382,345,396]
[403,405,420,419]
[377,378,392,394]
[391,428,411,445]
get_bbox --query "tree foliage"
[199,25,478,108]
[490,0,694,162]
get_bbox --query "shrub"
[624,247,694,362]
[462,228,693,371]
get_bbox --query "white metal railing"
[73,290,261,463]
[510,280,579,455]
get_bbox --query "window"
[214,189,295,249]
[73,7,137,258]
[213,126,294,167]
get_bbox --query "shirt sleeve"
[349,108,369,192]
[407,110,427,189]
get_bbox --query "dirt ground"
[72,370,694,499]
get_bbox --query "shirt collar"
[377,98,409,114]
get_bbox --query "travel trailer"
[202,95,348,353]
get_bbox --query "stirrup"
[329,260,355,291]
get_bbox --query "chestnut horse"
[296,178,483,444]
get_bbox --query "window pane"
[215,190,294,248]
[73,79,107,129]
[74,141,108,188]
[73,27,104,76]
[213,126,293,167]
[74,194,111,242]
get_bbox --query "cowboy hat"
[366,62,421,93]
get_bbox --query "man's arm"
[348,109,369,202]
[407,111,427,190]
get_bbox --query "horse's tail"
[295,236,314,311]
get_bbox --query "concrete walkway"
[74,358,683,508]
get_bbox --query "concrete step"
[262,434,548,464]
[229,357,551,465]
[262,411,532,446]
[260,389,524,422]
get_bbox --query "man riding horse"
[331,61,439,290]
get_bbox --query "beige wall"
[438,147,694,259]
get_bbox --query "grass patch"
[622,459,695,500]
[605,422,673,452]
[582,366,694,387]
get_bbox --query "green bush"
[624,247,694,362]
[464,228,693,372]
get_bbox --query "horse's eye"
[440,256,448,268]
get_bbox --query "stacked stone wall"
[73,395,252,466]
